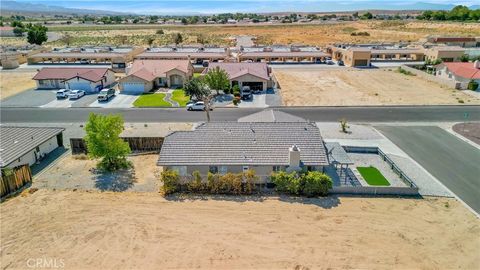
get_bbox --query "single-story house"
[158,111,329,183]
[424,46,465,62]
[202,62,273,91]
[0,26,15,37]
[435,61,480,90]
[33,67,115,93]
[119,59,193,94]
[0,126,65,169]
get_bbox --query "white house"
[33,67,115,93]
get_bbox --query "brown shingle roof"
[126,59,190,82]
[32,67,110,82]
[204,62,270,80]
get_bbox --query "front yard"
[171,89,190,107]
[133,93,172,107]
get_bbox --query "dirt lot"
[0,71,37,100]
[6,20,476,47]
[1,190,478,269]
[33,154,160,192]
[274,68,480,106]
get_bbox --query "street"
[1,106,479,123]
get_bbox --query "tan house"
[427,37,479,48]
[33,67,115,93]
[119,59,193,94]
[344,47,371,67]
[424,46,465,62]
[202,62,272,90]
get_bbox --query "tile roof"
[0,126,64,168]
[158,122,328,166]
[32,67,110,82]
[439,62,480,79]
[126,59,190,82]
[434,37,476,42]
[239,51,329,58]
[30,52,128,59]
[238,110,306,123]
[204,62,270,80]
[136,52,226,59]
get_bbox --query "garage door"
[67,82,93,92]
[354,60,369,67]
[122,82,145,94]
[242,82,264,91]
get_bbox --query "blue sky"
[13,0,478,14]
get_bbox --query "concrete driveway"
[238,92,268,108]
[41,98,77,108]
[377,126,480,214]
[89,93,137,108]
[1,89,56,107]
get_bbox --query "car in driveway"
[186,101,213,111]
[97,88,115,102]
[326,60,335,65]
[338,60,345,66]
[56,89,70,99]
[241,86,253,100]
[68,90,85,100]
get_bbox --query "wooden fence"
[1,165,32,198]
[70,137,164,154]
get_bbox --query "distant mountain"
[1,0,128,15]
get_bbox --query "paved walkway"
[164,91,178,107]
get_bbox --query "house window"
[242,166,249,172]
[209,166,218,174]
[306,166,316,171]
[39,80,46,85]
[219,166,228,175]
[273,165,281,172]
[35,146,40,152]
[171,166,187,176]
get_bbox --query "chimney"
[289,145,301,168]
[474,60,480,69]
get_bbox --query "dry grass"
[43,21,480,47]
[274,67,480,106]
[0,71,37,100]
[1,190,479,269]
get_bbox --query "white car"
[186,101,213,111]
[68,90,86,100]
[56,89,70,99]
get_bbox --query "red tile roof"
[126,60,190,82]
[32,67,110,82]
[439,62,480,79]
[0,26,14,31]
[434,37,476,43]
[204,63,270,81]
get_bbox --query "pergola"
[325,142,354,184]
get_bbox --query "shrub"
[207,172,222,193]
[219,173,243,194]
[187,170,205,193]
[271,171,301,195]
[156,29,164,35]
[467,80,479,91]
[160,170,179,195]
[243,169,258,194]
[232,85,240,96]
[232,98,240,106]
[302,171,333,197]
[397,67,415,76]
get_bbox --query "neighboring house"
[435,61,480,90]
[424,46,465,62]
[119,59,193,94]
[202,62,272,90]
[427,36,479,48]
[0,126,64,169]
[0,26,15,37]
[32,67,115,93]
[158,111,329,182]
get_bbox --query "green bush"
[302,171,333,197]
[232,98,240,106]
[207,172,221,193]
[219,173,243,194]
[243,169,257,194]
[467,80,479,91]
[187,170,205,193]
[271,171,301,195]
[232,85,240,96]
[160,170,179,195]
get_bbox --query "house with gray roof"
[157,120,329,182]
[0,126,64,169]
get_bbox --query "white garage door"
[122,82,145,94]
[68,82,93,92]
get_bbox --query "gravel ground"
[317,123,383,140]
[452,122,480,145]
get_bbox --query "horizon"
[9,0,480,15]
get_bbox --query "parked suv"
[56,89,70,99]
[240,86,252,100]
[97,88,115,102]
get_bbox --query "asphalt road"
[377,126,480,214]
[1,106,480,123]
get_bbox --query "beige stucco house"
[119,59,193,94]
[202,62,273,90]
[33,67,115,92]
[424,46,465,62]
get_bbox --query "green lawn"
[171,89,190,107]
[133,93,172,107]
[357,166,391,186]
[193,73,202,78]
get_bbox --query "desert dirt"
[274,68,480,106]
[0,71,37,100]
[1,190,479,269]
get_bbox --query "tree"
[173,33,183,45]
[183,77,214,121]
[156,29,164,35]
[84,113,131,171]
[340,118,349,133]
[467,80,479,91]
[361,12,373,20]
[27,25,48,45]
[203,66,230,95]
[147,37,155,47]
[13,27,24,37]
[460,54,469,63]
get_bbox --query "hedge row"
[270,171,333,197]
